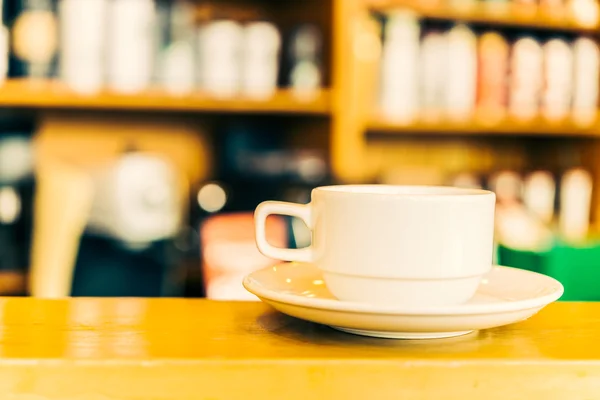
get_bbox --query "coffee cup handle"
[254,200,313,263]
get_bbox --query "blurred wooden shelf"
[0,80,331,115]
[368,115,600,137]
[367,0,599,33]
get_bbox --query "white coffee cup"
[255,185,496,307]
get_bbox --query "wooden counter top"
[0,298,597,399]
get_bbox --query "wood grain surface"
[0,299,594,399]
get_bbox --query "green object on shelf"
[497,241,600,301]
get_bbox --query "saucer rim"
[243,264,564,316]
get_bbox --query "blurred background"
[0,0,598,301]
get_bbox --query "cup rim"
[313,185,494,198]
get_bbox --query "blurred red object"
[200,212,287,300]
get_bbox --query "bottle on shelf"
[157,0,196,96]
[197,19,244,99]
[445,24,477,123]
[572,37,599,127]
[241,21,281,100]
[489,170,524,206]
[477,32,509,124]
[419,30,447,123]
[379,11,420,123]
[107,0,156,94]
[542,38,573,122]
[559,167,593,243]
[375,9,600,130]
[523,170,556,225]
[509,36,543,122]
[58,0,107,94]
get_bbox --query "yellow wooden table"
[0,298,596,399]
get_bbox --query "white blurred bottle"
[241,22,281,99]
[559,168,593,243]
[572,37,599,127]
[107,0,155,94]
[160,0,196,96]
[420,31,447,123]
[59,0,107,94]
[379,11,420,123]
[489,170,523,205]
[542,39,573,122]
[523,171,556,224]
[445,24,477,122]
[198,20,243,98]
[509,37,543,121]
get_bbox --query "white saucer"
[243,262,564,339]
